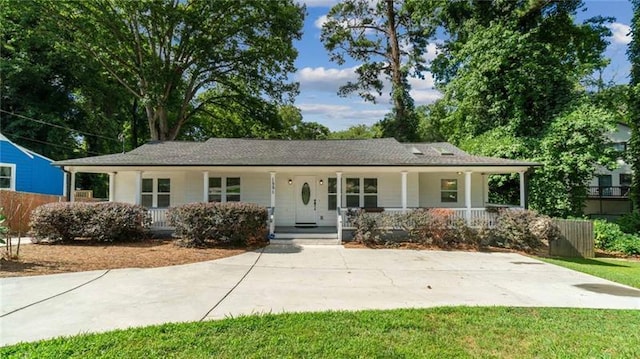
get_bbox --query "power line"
[2,132,104,156]
[0,109,120,142]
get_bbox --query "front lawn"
[539,257,640,289]
[2,307,639,358]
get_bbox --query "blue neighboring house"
[0,133,65,196]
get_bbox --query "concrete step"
[269,238,341,246]
[274,232,338,239]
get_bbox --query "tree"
[329,124,383,139]
[409,0,616,217]
[628,0,640,210]
[423,0,611,142]
[528,103,616,218]
[320,0,434,141]
[47,0,304,141]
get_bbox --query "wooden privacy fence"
[0,191,65,235]
[549,218,594,258]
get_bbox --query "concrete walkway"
[1,245,639,346]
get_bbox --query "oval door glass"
[301,182,310,205]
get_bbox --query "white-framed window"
[441,179,458,203]
[208,177,241,202]
[345,177,378,208]
[0,163,16,191]
[328,177,337,210]
[141,178,171,208]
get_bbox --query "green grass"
[2,307,640,358]
[539,257,640,289]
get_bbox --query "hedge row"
[168,202,268,247]
[347,208,561,253]
[30,202,150,242]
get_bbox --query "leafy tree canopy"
[45,0,305,141]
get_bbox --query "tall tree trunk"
[386,0,405,124]
[131,98,139,148]
[145,104,160,140]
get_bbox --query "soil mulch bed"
[0,239,262,278]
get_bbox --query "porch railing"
[147,208,171,230]
[339,207,516,229]
[587,186,630,198]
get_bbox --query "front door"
[295,176,317,225]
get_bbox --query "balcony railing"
[587,186,630,198]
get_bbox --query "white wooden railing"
[339,207,520,229]
[148,208,172,230]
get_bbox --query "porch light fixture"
[319,179,324,185]
[288,179,292,185]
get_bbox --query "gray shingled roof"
[53,138,538,167]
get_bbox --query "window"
[346,178,360,207]
[620,173,633,187]
[141,178,171,208]
[345,177,378,208]
[327,177,337,210]
[208,177,241,202]
[0,164,15,190]
[612,142,627,152]
[441,179,458,203]
[363,178,378,208]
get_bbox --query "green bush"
[594,219,640,255]
[489,210,560,252]
[30,202,149,242]
[616,211,640,235]
[168,202,268,247]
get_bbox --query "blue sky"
[292,0,635,131]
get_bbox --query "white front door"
[295,176,317,224]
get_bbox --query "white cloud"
[314,15,328,29]
[608,22,632,45]
[298,103,389,128]
[296,66,359,92]
[297,0,338,8]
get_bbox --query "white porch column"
[519,171,526,209]
[401,171,408,212]
[270,172,276,208]
[336,172,343,209]
[482,173,489,206]
[465,171,472,223]
[70,170,76,202]
[108,172,116,202]
[134,171,142,205]
[203,171,209,202]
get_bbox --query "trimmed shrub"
[86,203,150,242]
[168,203,217,247]
[400,208,486,248]
[31,202,92,242]
[347,209,390,245]
[616,211,640,235]
[594,219,640,255]
[30,202,149,243]
[168,202,268,247]
[489,210,560,252]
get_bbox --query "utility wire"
[3,132,104,156]
[0,109,120,142]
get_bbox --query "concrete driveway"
[2,245,639,346]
